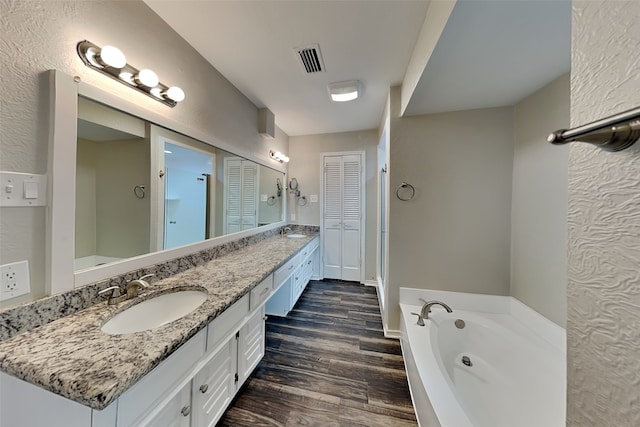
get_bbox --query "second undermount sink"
[286,233,306,238]
[101,289,208,335]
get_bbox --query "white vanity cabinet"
[265,237,319,317]
[2,274,273,427]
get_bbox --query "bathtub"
[399,289,565,427]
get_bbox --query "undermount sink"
[286,233,306,238]
[101,289,208,335]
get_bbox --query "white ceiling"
[404,0,571,116]
[144,0,571,137]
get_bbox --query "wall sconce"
[270,150,290,163]
[77,40,185,108]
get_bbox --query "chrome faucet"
[419,299,453,320]
[98,274,154,305]
[126,273,154,298]
[281,226,292,236]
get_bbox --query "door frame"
[319,151,366,284]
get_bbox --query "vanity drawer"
[250,274,273,311]
[207,293,249,351]
[299,237,319,259]
[273,254,299,288]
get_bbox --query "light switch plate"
[0,260,31,301]
[310,194,318,203]
[0,172,47,207]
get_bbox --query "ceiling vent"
[294,44,325,73]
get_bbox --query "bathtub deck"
[217,279,418,427]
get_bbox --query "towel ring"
[297,196,308,206]
[267,196,277,206]
[396,182,415,201]
[133,185,145,199]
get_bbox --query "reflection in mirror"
[75,97,285,271]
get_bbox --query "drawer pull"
[263,315,268,321]
[288,264,294,271]
[260,287,270,296]
[199,384,208,393]
[181,406,191,416]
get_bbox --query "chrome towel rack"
[548,106,640,152]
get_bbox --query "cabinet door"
[238,307,266,385]
[138,382,191,427]
[192,338,238,427]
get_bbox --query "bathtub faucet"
[419,299,453,320]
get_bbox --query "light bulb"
[330,90,358,102]
[164,86,185,102]
[97,46,126,68]
[150,87,163,98]
[118,71,134,84]
[135,69,159,87]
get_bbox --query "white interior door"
[322,153,363,281]
[164,167,207,250]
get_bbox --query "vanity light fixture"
[328,80,360,102]
[77,40,185,108]
[270,150,290,163]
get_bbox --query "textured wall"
[568,1,640,425]
[387,87,514,330]
[0,0,288,304]
[288,130,378,282]
[511,74,569,327]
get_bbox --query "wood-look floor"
[217,280,418,427]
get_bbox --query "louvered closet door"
[323,154,362,281]
[224,159,242,234]
[240,161,258,230]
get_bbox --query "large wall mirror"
[75,98,284,271]
[47,70,286,296]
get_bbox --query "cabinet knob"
[181,406,191,417]
[199,384,209,393]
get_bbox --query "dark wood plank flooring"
[217,280,418,427]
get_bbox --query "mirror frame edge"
[48,69,288,293]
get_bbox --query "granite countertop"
[0,232,317,410]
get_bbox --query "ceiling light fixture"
[270,150,290,163]
[328,80,360,102]
[77,40,185,108]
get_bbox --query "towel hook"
[396,182,415,201]
[133,185,145,199]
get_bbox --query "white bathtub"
[399,289,565,427]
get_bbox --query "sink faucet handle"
[138,273,155,283]
[99,286,123,298]
[410,312,425,327]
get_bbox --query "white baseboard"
[383,328,402,339]
[363,280,377,287]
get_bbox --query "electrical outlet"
[291,213,296,221]
[0,260,31,301]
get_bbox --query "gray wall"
[511,74,570,327]
[288,130,378,282]
[568,1,640,425]
[387,85,514,330]
[0,1,288,305]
